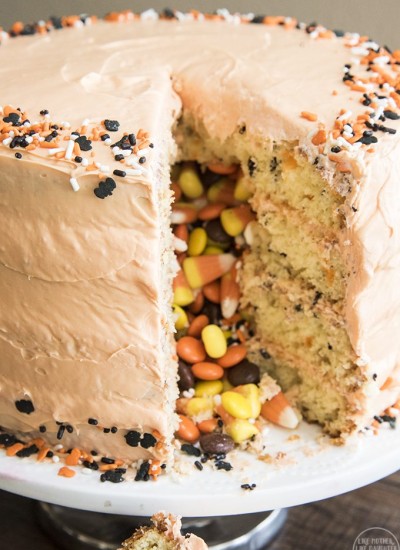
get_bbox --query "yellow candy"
[173,287,194,307]
[195,380,224,397]
[234,176,252,202]
[204,246,224,255]
[188,227,207,257]
[227,419,259,443]
[234,384,262,418]
[186,397,214,417]
[178,164,204,199]
[220,208,244,237]
[221,391,253,419]
[173,304,189,331]
[201,324,227,358]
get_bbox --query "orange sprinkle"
[6,443,24,456]
[86,163,98,171]
[311,129,327,146]
[55,151,65,159]
[31,438,45,449]
[300,111,318,122]
[332,90,338,96]
[58,466,76,478]
[73,143,81,156]
[37,448,50,462]
[65,448,81,466]
[25,144,37,151]
[39,141,58,149]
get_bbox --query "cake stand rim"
[0,424,398,517]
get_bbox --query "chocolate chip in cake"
[15,399,35,415]
[124,430,141,447]
[104,119,120,132]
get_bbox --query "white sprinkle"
[81,158,89,167]
[121,149,132,157]
[309,30,319,39]
[23,121,31,127]
[61,121,71,129]
[47,147,65,156]
[2,137,12,146]
[140,9,158,20]
[38,136,45,142]
[137,147,150,156]
[94,162,101,168]
[54,444,63,451]
[343,124,353,134]
[337,110,352,122]
[99,165,110,173]
[25,136,33,144]
[124,168,142,176]
[82,468,93,475]
[69,177,80,192]
[104,138,112,145]
[52,455,60,463]
[65,140,75,160]
[364,40,380,51]
[112,146,120,154]
[373,55,390,65]
[82,118,90,126]
[182,388,195,398]
[9,130,15,137]
[174,237,188,253]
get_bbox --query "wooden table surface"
[0,471,399,549]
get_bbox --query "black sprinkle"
[111,426,118,434]
[239,124,246,134]
[333,29,345,37]
[101,457,115,464]
[46,451,54,458]
[373,415,383,424]
[161,463,167,469]
[241,483,257,491]
[384,110,400,120]
[74,156,82,163]
[125,430,141,447]
[15,152,22,159]
[66,425,74,434]
[135,461,150,481]
[101,133,110,141]
[88,418,98,426]
[0,433,18,447]
[181,444,201,457]
[327,343,333,351]
[140,433,157,449]
[194,460,203,471]
[39,425,46,433]
[16,444,39,458]
[40,109,49,116]
[113,169,126,178]
[75,135,92,151]
[331,146,341,153]
[352,206,358,212]
[100,470,124,483]
[215,460,233,471]
[163,8,176,18]
[251,15,265,24]
[83,460,99,470]
[3,112,20,124]
[56,425,65,440]
[114,154,124,161]
[94,177,116,199]
[103,428,110,434]
[372,373,378,381]
[128,133,136,146]
[381,415,396,429]
[15,399,35,415]
[138,156,146,164]
[104,119,120,132]
[90,450,98,456]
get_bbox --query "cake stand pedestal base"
[36,501,287,550]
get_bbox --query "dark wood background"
[0,471,399,549]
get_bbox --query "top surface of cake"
[0,11,399,467]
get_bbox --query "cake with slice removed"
[0,10,399,476]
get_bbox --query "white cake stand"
[1,422,399,549]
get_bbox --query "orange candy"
[207,162,238,175]
[192,362,224,381]
[203,280,221,304]
[176,336,206,364]
[217,344,247,368]
[176,414,200,443]
[188,314,209,338]
[198,202,226,221]
[197,418,219,433]
[58,466,76,478]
